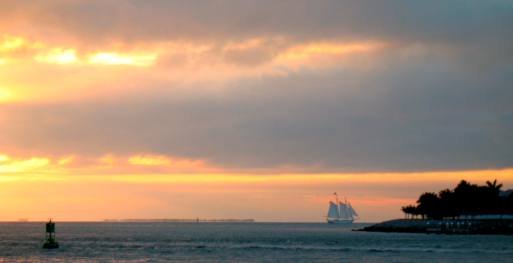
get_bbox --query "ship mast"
[334,192,340,217]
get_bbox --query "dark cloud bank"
[4,1,513,45]
[3,52,512,172]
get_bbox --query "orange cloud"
[98,154,117,166]
[129,155,171,166]
[88,52,157,66]
[274,41,384,69]
[0,150,511,183]
[128,154,216,172]
[0,155,50,173]
[0,154,10,162]
[0,35,43,53]
[0,34,386,104]
[35,48,78,64]
[57,156,75,166]
[0,151,511,222]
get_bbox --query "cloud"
[1,1,511,61]
[0,1,511,104]
[0,152,219,175]
[1,47,511,172]
[0,1,511,172]
[0,34,385,104]
[0,155,50,174]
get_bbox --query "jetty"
[360,218,513,235]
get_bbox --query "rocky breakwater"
[359,219,513,235]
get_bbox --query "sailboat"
[326,193,358,224]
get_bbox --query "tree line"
[402,180,513,220]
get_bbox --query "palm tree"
[401,205,418,219]
[486,179,503,192]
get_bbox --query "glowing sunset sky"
[0,0,512,222]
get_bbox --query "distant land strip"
[103,218,255,223]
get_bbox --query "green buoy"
[42,219,59,249]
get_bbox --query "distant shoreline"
[358,219,513,235]
[103,218,256,223]
[4,220,372,223]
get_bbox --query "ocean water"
[0,222,512,262]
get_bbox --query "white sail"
[339,202,349,219]
[348,203,358,218]
[327,201,339,218]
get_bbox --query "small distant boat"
[326,192,358,224]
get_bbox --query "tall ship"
[326,193,358,224]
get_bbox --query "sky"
[0,0,512,222]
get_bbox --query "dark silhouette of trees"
[401,205,419,219]
[438,188,457,219]
[417,192,442,219]
[402,180,513,219]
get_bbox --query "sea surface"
[0,222,512,262]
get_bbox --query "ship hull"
[327,218,353,224]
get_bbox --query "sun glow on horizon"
[0,151,511,221]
